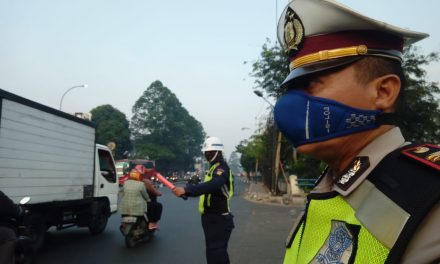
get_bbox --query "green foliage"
[235,134,266,173]
[90,104,132,160]
[131,80,205,173]
[249,39,290,99]
[228,151,242,175]
[399,46,440,143]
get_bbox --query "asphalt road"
[36,179,302,264]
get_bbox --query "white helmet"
[202,136,224,152]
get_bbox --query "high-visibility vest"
[284,192,389,263]
[284,144,440,263]
[198,162,234,214]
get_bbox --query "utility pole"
[273,131,282,195]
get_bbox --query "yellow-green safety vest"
[198,162,234,214]
[284,194,389,264]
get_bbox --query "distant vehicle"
[188,174,201,185]
[116,159,156,186]
[170,175,178,182]
[169,172,178,182]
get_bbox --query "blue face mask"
[274,90,383,147]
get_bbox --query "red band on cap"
[291,30,404,61]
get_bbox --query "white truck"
[0,89,119,250]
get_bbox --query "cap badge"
[283,7,304,57]
[336,157,370,191]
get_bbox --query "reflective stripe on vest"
[198,162,234,214]
[284,194,389,264]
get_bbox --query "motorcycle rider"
[134,165,163,230]
[118,170,150,230]
[0,190,23,264]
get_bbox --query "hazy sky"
[1,0,439,158]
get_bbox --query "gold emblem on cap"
[426,151,440,163]
[414,146,429,153]
[283,7,304,56]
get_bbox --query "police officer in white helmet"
[173,136,234,264]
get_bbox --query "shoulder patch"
[401,144,440,171]
[215,168,225,176]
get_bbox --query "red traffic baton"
[155,173,187,200]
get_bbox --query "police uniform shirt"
[184,161,233,214]
[311,127,440,264]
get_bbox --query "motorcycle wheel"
[125,234,137,248]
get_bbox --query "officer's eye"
[292,76,321,92]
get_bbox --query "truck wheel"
[88,203,108,235]
[24,214,46,252]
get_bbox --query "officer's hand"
[172,187,186,197]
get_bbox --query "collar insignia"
[335,157,370,191]
[283,7,304,57]
[402,144,440,171]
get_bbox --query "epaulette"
[214,168,225,176]
[401,144,440,171]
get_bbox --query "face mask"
[205,151,219,163]
[274,90,383,147]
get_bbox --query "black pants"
[201,213,234,264]
[0,226,16,264]
[147,202,162,223]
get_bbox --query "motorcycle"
[15,197,35,264]
[119,215,155,248]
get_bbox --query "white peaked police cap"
[277,0,429,88]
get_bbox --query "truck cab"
[95,144,119,212]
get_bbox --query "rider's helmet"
[129,165,144,181]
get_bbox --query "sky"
[1,0,439,158]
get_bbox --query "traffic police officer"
[274,0,440,263]
[173,136,234,264]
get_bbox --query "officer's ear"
[373,74,401,112]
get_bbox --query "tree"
[90,104,132,160]
[248,38,290,99]
[236,135,265,174]
[131,80,205,173]
[399,46,440,143]
[228,152,242,176]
